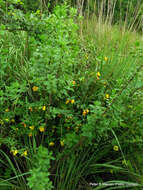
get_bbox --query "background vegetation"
[0,0,143,189]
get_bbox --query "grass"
[82,16,143,81]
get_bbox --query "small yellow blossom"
[29,107,32,112]
[110,169,113,174]
[66,100,70,104]
[97,72,101,80]
[105,94,110,99]
[39,126,45,132]
[0,119,4,125]
[12,150,18,156]
[22,150,28,157]
[32,86,38,92]
[11,119,15,123]
[97,72,101,77]
[113,145,119,151]
[71,99,75,104]
[85,109,89,113]
[82,110,87,116]
[104,57,108,61]
[29,126,34,130]
[82,109,89,116]
[28,133,32,137]
[49,142,55,147]
[42,106,46,111]
[5,118,9,122]
[5,108,9,112]
[67,116,72,119]
[72,81,76,85]
[60,140,64,147]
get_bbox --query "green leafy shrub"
[27,146,54,190]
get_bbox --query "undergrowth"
[0,1,143,190]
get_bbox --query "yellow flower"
[104,57,108,61]
[66,100,70,104]
[29,126,34,130]
[82,109,89,116]
[67,126,70,130]
[0,119,4,125]
[28,133,32,137]
[5,108,9,112]
[42,106,46,111]
[60,140,64,147]
[22,150,28,157]
[5,118,9,122]
[97,72,101,77]
[113,145,119,151]
[82,110,87,116]
[39,126,45,132]
[105,94,110,99]
[67,116,72,119]
[72,81,76,85]
[29,107,32,112]
[71,99,75,104]
[85,109,89,113]
[12,150,18,156]
[32,86,38,92]
[11,119,15,123]
[110,169,113,174]
[97,72,101,80]
[49,142,55,147]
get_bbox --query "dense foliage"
[0,1,143,190]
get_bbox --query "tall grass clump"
[76,0,143,188]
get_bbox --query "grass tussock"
[81,16,143,81]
